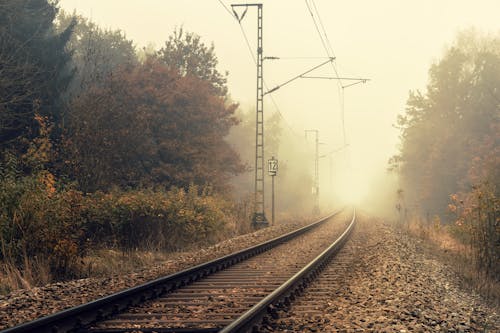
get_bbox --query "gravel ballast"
[265,214,499,332]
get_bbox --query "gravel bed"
[265,213,499,332]
[0,217,314,330]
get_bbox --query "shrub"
[83,185,235,251]
[0,162,236,283]
[0,163,86,279]
[450,183,499,280]
[1,119,236,286]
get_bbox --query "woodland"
[390,30,499,283]
[0,0,260,288]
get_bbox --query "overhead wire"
[309,0,348,141]
[311,0,337,60]
[304,0,342,85]
[304,0,343,112]
[217,0,234,18]
[304,1,331,58]
[305,0,349,148]
[305,0,353,182]
[218,0,304,139]
[237,23,257,64]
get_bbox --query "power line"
[308,0,343,88]
[231,8,304,139]
[219,1,324,140]
[304,0,355,196]
[265,58,335,95]
[270,56,332,60]
[304,0,344,96]
[238,23,257,64]
[217,0,234,18]
[311,0,337,60]
[304,0,331,59]
[301,76,369,81]
[305,0,350,151]
[304,0,343,95]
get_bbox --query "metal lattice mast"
[232,3,267,225]
[253,4,266,224]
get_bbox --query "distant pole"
[305,130,320,214]
[319,144,350,207]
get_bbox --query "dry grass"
[0,249,180,295]
[401,216,500,306]
[76,213,316,279]
[81,249,178,278]
[0,257,52,294]
[0,244,212,294]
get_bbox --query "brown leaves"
[65,58,242,192]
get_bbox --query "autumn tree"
[65,58,242,192]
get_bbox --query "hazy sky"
[58,0,499,202]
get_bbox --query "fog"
[59,0,499,218]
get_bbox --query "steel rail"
[220,208,356,333]
[0,209,343,333]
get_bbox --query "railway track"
[262,211,366,332]
[1,208,356,333]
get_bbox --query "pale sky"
[58,0,499,204]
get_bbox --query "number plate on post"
[268,157,278,176]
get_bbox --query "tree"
[391,30,500,219]
[0,30,39,152]
[390,30,500,279]
[158,28,228,97]
[0,0,74,154]
[56,11,137,95]
[65,58,243,192]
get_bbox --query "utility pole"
[301,76,369,202]
[319,144,349,206]
[305,130,320,214]
[231,3,267,226]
